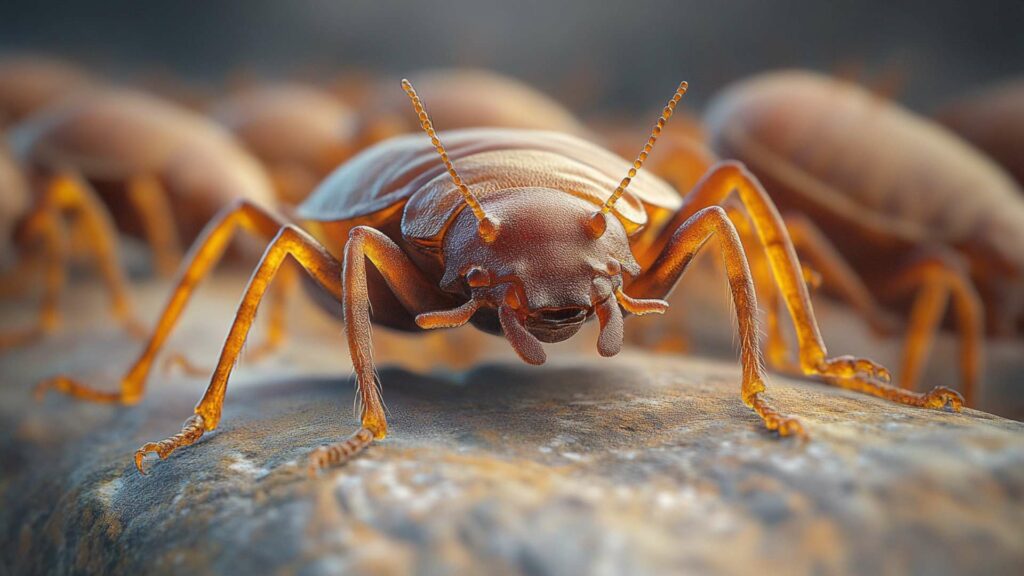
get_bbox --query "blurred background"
[1,0,1021,114]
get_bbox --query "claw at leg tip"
[134,452,148,475]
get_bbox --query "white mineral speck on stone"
[227,453,270,479]
[94,477,122,507]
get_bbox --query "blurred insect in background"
[37,79,961,476]
[937,79,1024,190]
[209,82,361,206]
[363,68,592,144]
[1,87,275,348]
[705,70,1024,406]
[0,55,93,129]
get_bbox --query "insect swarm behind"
[37,78,961,476]
[362,68,592,145]
[210,83,361,206]
[0,55,93,128]
[706,70,1024,406]
[1,88,276,349]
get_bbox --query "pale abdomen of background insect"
[705,70,1024,329]
[9,88,275,244]
[367,69,592,143]
[0,55,93,129]
[937,79,1024,191]
[210,83,361,206]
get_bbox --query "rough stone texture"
[1,273,1023,575]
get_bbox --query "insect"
[2,88,275,347]
[705,70,1024,407]
[937,79,1024,189]
[0,55,93,128]
[365,68,591,143]
[36,79,961,475]
[209,82,361,206]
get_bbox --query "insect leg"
[162,258,296,375]
[0,205,66,348]
[309,225,454,473]
[126,174,183,277]
[134,225,344,474]
[36,199,284,404]
[646,161,962,410]
[1,172,140,348]
[879,255,983,406]
[627,206,805,437]
[728,207,894,371]
[50,173,140,332]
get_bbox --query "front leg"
[137,224,450,474]
[629,206,804,436]
[309,225,454,471]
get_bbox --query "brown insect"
[2,87,275,348]
[37,79,961,476]
[209,82,361,206]
[0,55,93,129]
[937,79,1024,189]
[705,70,1024,407]
[365,68,591,143]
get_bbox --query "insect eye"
[466,267,491,288]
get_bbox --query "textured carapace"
[10,88,275,241]
[210,83,360,205]
[706,70,1024,335]
[0,55,93,128]
[299,124,680,362]
[937,79,1024,189]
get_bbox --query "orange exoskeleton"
[37,79,961,475]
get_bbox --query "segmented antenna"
[401,79,498,241]
[589,81,689,237]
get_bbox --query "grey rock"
[1,276,1023,576]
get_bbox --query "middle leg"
[645,161,961,410]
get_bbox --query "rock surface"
[1,274,1023,575]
